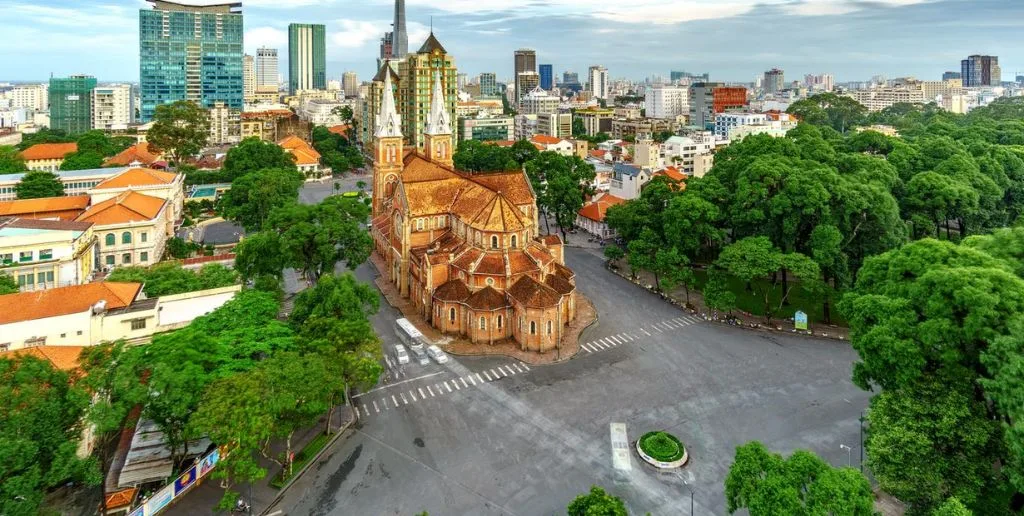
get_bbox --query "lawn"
[688,269,848,327]
[270,432,331,489]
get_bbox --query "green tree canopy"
[15,170,65,199]
[452,140,518,172]
[59,150,104,171]
[0,273,18,295]
[106,262,239,297]
[265,195,373,282]
[566,486,628,516]
[219,168,305,231]
[0,146,26,173]
[147,100,211,165]
[222,137,298,180]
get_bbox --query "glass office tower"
[139,0,244,121]
[288,24,327,95]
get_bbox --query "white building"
[0,107,29,129]
[4,84,48,112]
[92,84,133,130]
[663,133,714,176]
[300,98,355,126]
[514,114,539,140]
[208,102,241,145]
[608,163,651,200]
[343,72,359,98]
[645,85,689,119]
[846,85,926,112]
[589,65,609,100]
[0,218,98,292]
[536,112,572,139]
[519,87,560,115]
[714,112,768,139]
[256,47,279,89]
[243,55,256,102]
[529,135,573,156]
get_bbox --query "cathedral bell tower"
[373,70,403,218]
[423,71,454,168]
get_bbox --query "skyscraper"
[514,49,537,101]
[539,64,553,90]
[49,75,96,135]
[763,68,785,94]
[289,24,327,94]
[689,83,748,130]
[479,73,497,97]
[92,84,133,130]
[243,55,255,101]
[343,71,359,98]
[588,65,609,100]
[256,47,279,89]
[961,55,1001,87]
[392,0,408,59]
[379,32,394,69]
[139,0,243,122]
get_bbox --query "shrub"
[639,431,685,462]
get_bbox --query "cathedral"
[369,68,578,353]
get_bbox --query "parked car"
[410,345,430,366]
[394,344,409,365]
[426,345,449,364]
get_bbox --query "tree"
[702,268,737,315]
[526,152,596,239]
[165,236,200,259]
[146,100,211,166]
[75,130,133,157]
[786,93,867,134]
[266,196,373,282]
[106,262,238,297]
[222,137,298,180]
[724,441,874,516]
[932,498,972,516]
[219,168,305,231]
[15,170,64,199]
[655,247,694,304]
[59,150,104,171]
[510,139,540,165]
[16,128,73,151]
[603,244,624,264]
[716,237,820,324]
[234,231,288,281]
[566,486,628,516]
[452,140,518,172]
[331,105,354,124]
[0,273,17,295]
[0,145,26,173]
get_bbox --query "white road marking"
[502,366,513,376]
[453,380,461,390]
[483,371,493,381]
[581,343,594,353]
[491,368,500,378]
[362,405,369,417]
[463,376,471,387]
[514,363,525,373]
[373,401,379,413]
[608,337,619,346]
[477,373,485,383]
[396,393,404,405]
[597,340,609,349]
[419,387,427,398]
[353,371,446,398]
[520,363,530,371]
[445,382,453,393]
[642,329,652,336]
[409,390,417,402]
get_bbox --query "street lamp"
[682,471,695,515]
[839,444,852,467]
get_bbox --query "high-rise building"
[645,85,689,120]
[563,71,579,85]
[208,101,240,145]
[763,68,785,94]
[243,54,256,101]
[689,83,747,130]
[479,73,497,97]
[5,84,48,112]
[588,66,609,100]
[516,72,540,104]
[392,0,408,59]
[92,84,133,130]
[49,75,96,135]
[139,0,243,122]
[256,47,279,89]
[289,24,327,94]
[803,73,835,92]
[961,55,1000,87]
[514,49,537,101]
[519,87,559,115]
[343,71,359,98]
[457,73,468,91]
[539,64,553,91]
[942,71,962,82]
[379,32,394,68]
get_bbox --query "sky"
[1,0,1022,85]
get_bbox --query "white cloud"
[327,19,430,50]
[245,27,287,53]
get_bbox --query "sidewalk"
[165,406,354,515]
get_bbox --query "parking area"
[268,246,869,515]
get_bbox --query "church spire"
[375,71,402,139]
[424,71,451,136]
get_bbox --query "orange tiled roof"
[464,286,509,311]
[530,134,565,146]
[452,247,483,271]
[20,142,77,161]
[103,143,162,167]
[475,253,506,275]
[328,125,351,138]
[0,282,141,324]
[0,195,90,220]
[76,191,166,226]
[508,250,540,275]
[103,488,138,510]
[486,140,544,151]
[0,346,87,371]
[433,279,471,302]
[544,273,575,295]
[507,275,561,308]
[577,194,627,223]
[539,234,562,246]
[654,167,686,182]
[553,261,575,280]
[278,136,321,166]
[470,193,526,232]
[94,168,178,189]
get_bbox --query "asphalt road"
[267,244,870,516]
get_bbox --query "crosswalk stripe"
[477,373,485,383]
[609,336,620,346]
[483,371,493,381]
[593,340,605,350]
[373,401,379,413]
[399,393,407,405]
[504,365,515,375]
[464,376,472,386]
[642,329,651,336]
[392,395,398,406]
[445,382,453,393]
[520,363,530,371]
[427,386,435,397]
[409,390,417,401]
[454,380,462,390]
[514,363,524,373]
[490,368,499,378]
[581,343,593,353]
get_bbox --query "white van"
[394,344,409,365]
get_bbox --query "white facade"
[663,133,714,175]
[714,112,768,139]
[0,107,29,129]
[4,84,48,112]
[208,103,241,145]
[256,47,279,89]
[645,85,689,119]
[0,220,97,292]
[92,84,133,130]
[343,71,359,97]
[519,87,560,115]
[846,86,926,112]
[536,113,573,139]
[300,98,355,126]
[589,66,609,100]
[243,55,256,101]
[514,114,538,140]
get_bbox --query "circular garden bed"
[636,431,688,469]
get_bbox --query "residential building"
[662,133,715,175]
[457,73,468,91]
[139,0,244,121]
[724,118,798,140]
[576,193,626,239]
[539,64,554,91]
[611,118,678,141]
[459,116,514,142]
[714,112,767,139]
[369,71,578,352]
[480,73,498,97]
[208,102,241,145]
[514,114,539,140]
[536,113,572,139]
[5,84,48,112]
[577,108,614,136]
[76,191,172,269]
[92,84,133,130]
[588,66,609,100]
[0,217,97,291]
[20,143,79,172]
[516,72,540,104]
[289,24,327,94]
[300,98,354,126]
[609,163,651,200]
[846,84,926,112]
[961,55,1000,87]
[645,85,689,119]
[942,71,962,82]
[614,107,642,120]
[50,75,96,135]
[632,137,661,169]
[343,71,359,97]
[803,74,835,92]
[763,68,785,94]
[243,55,256,102]
[519,87,559,115]
[278,136,322,179]
[514,49,537,101]
[256,47,279,89]
[395,33,459,150]
[690,83,748,130]
[0,281,241,351]
[529,135,573,156]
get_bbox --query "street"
[266,237,870,515]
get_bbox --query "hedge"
[639,431,685,462]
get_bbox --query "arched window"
[497,315,503,329]
[530,321,537,335]
[416,219,424,231]
[122,232,132,244]
[479,317,486,330]
[105,233,115,246]
[547,321,553,335]
[450,307,456,322]
[491,235,499,249]
[510,235,517,248]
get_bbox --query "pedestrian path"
[353,362,531,418]
[578,315,702,355]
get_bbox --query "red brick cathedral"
[370,72,577,352]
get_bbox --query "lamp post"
[840,444,852,467]
[859,409,865,473]
[683,472,695,515]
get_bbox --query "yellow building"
[89,167,185,224]
[0,217,97,291]
[76,191,172,270]
[20,142,78,172]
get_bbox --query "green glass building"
[49,75,97,135]
[139,0,244,121]
[288,24,327,95]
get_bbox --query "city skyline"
[1,0,1023,85]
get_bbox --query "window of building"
[122,232,132,244]
[0,253,11,264]
[122,253,131,264]
[24,337,45,348]
[548,321,553,334]
[530,321,537,335]
[141,252,149,262]
[486,277,494,286]
[141,232,148,243]
[60,333,66,338]
[37,271,53,285]
[510,235,517,248]
[479,317,486,330]
[76,330,82,336]
[497,315,503,329]
[105,233,115,246]
[491,235,499,249]
[17,274,33,286]
[450,307,456,322]
[19,251,32,262]
[39,249,53,260]
[416,219,424,231]
[130,318,146,330]
[0,343,9,352]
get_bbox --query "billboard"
[794,311,808,330]
[173,465,198,496]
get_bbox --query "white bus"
[395,318,426,352]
